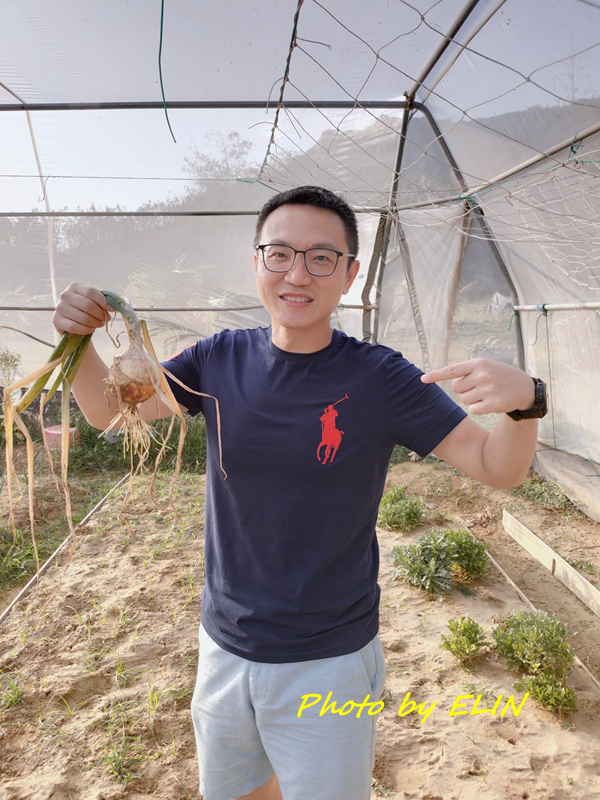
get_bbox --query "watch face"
[533,378,548,415]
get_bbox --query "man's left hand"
[421,359,535,416]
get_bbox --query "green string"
[568,136,582,160]
[159,0,177,144]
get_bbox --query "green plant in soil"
[440,617,490,664]
[94,729,147,787]
[0,671,26,711]
[0,346,22,387]
[511,475,575,511]
[514,673,577,715]
[492,610,574,680]
[445,527,491,583]
[0,522,65,590]
[391,530,454,595]
[565,558,596,576]
[378,485,423,532]
[391,528,490,595]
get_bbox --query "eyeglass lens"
[261,245,338,276]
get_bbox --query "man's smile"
[280,294,313,304]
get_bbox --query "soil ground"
[1,459,600,799]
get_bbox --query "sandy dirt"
[1,460,600,800]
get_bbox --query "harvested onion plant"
[2,290,224,576]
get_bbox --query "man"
[53,186,544,800]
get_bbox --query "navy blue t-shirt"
[163,327,466,663]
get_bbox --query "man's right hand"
[53,282,111,336]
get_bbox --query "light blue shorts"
[191,625,386,800]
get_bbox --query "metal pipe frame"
[416,105,526,368]
[515,303,600,312]
[0,100,413,112]
[370,106,412,343]
[0,208,386,219]
[407,0,485,99]
[0,94,528,354]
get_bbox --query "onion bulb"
[106,341,161,407]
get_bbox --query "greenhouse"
[1,1,600,798]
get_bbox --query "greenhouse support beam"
[418,0,509,105]
[464,120,600,198]
[1,303,376,313]
[362,214,386,342]
[0,305,264,313]
[0,210,260,218]
[514,303,600,312]
[372,106,412,343]
[0,100,414,112]
[0,208,384,219]
[407,0,484,99]
[416,106,526,368]
[392,119,600,212]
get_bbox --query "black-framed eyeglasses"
[256,244,356,277]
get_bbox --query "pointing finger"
[421,361,475,384]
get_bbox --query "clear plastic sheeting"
[1,210,380,373]
[2,0,600,479]
[526,308,600,465]
[1,0,467,106]
[377,206,467,370]
[473,138,600,303]
[420,0,600,186]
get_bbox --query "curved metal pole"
[407,0,485,99]
[416,104,525,369]
[372,106,411,343]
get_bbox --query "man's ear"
[342,260,360,294]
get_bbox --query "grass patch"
[391,530,454,595]
[94,730,147,787]
[0,523,65,590]
[565,558,596,576]
[0,475,120,595]
[511,475,575,511]
[66,411,207,475]
[0,671,26,711]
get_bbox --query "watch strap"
[506,377,548,421]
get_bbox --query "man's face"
[254,204,359,351]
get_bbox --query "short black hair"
[254,185,359,257]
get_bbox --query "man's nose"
[285,251,311,283]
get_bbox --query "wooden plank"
[502,510,600,619]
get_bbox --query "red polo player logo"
[317,394,348,465]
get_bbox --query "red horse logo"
[317,394,348,465]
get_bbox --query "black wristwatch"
[506,377,548,421]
